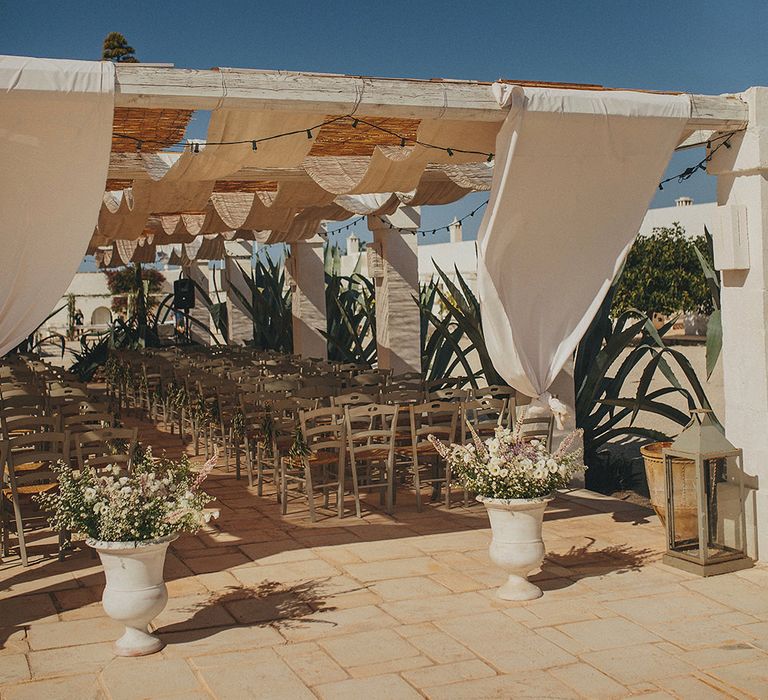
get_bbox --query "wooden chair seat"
[3,482,57,497]
[284,449,340,467]
[13,462,46,473]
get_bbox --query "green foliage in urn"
[36,450,217,543]
[323,272,377,366]
[321,242,377,365]
[430,420,583,500]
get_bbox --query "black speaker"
[173,278,195,310]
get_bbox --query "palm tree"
[102,32,139,63]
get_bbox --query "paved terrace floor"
[1,417,767,700]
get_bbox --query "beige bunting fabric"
[95,106,499,248]
[0,56,114,355]
[477,84,690,402]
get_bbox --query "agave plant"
[693,226,722,378]
[226,252,293,352]
[323,272,377,365]
[69,319,138,381]
[575,270,718,482]
[417,262,504,388]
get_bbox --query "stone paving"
[1,418,767,699]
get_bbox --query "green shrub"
[612,224,714,317]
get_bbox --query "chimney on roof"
[346,232,360,256]
[675,196,694,207]
[449,217,463,243]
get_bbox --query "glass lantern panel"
[666,454,700,553]
[705,456,744,560]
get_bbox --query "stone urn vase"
[640,442,698,539]
[87,534,177,656]
[478,495,553,601]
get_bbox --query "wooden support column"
[710,86,768,561]
[368,207,421,374]
[289,234,328,360]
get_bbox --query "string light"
[376,199,489,237]
[324,216,366,236]
[323,199,490,240]
[115,113,496,161]
[116,118,743,211]
[658,130,741,191]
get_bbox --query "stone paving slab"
[1,416,767,699]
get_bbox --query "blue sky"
[3,1,766,245]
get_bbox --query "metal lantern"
[662,409,753,576]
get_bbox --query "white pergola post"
[368,207,421,374]
[290,234,328,360]
[710,86,768,560]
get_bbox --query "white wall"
[337,199,716,293]
[637,199,716,238]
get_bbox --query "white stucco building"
[337,196,714,293]
[637,196,716,238]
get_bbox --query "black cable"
[659,130,741,190]
[114,114,495,161]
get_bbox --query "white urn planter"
[88,534,177,656]
[478,495,553,601]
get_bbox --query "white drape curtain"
[478,84,690,399]
[0,56,114,355]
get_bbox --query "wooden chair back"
[332,392,374,407]
[75,427,138,473]
[461,398,510,441]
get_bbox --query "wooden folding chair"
[61,412,115,436]
[75,427,138,474]
[344,403,399,515]
[407,401,459,510]
[519,414,555,448]
[1,429,69,566]
[281,406,347,521]
[472,385,517,401]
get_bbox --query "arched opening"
[91,306,111,326]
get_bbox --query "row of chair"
[1,356,136,565]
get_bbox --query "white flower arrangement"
[430,417,584,500]
[37,449,218,543]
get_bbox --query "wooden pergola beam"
[115,65,748,131]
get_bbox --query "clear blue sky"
[3,1,766,245]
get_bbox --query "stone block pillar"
[223,256,254,346]
[184,262,217,345]
[710,86,768,560]
[290,234,328,360]
[368,207,421,374]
